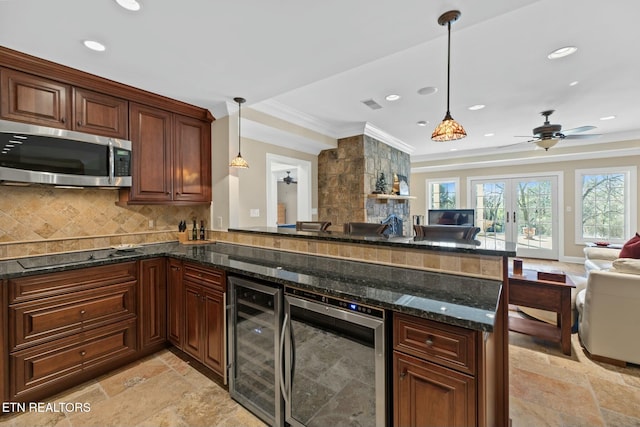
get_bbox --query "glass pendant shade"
[431,111,467,141]
[432,10,466,142]
[535,138,559,151]
[230,97,249,168]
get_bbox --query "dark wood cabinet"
[393,313,492,427]
[167,258,184,348]
[124,103,211,205]
[6,262,139,402]
[139,258,167,353]
[73,87,128,139]
[181,262,226,377]
[1,68,71,128]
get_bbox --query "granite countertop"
[229,226,517,257]
[0,242,502,332]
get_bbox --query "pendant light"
[431,10,467,142]
[229,97,249,168]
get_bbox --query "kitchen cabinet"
[1,69,128,139]
[6,262,139,402]
[167,258,184,348]
[139,258,167,353]
[393,313,492,427]
[182,262,226,377]
[123,103,211,205]
[1,68,71,128]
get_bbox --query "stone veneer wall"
[213,231,504,281]
[318,134,411,234]
[0,186,209,259]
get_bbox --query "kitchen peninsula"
[1,230,514,426]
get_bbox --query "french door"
[471,175,559,259]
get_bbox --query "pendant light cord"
[446,20,451,115]
[237,100,242,155]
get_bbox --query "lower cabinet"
[139,258,167,353]
[182,262,226,377]
[167,258,184,348]
[393,312,491,427]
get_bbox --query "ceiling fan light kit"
[229,96,249,168]
[432,10,467,142]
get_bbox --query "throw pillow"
[619,232,640,259]
[612,258,640,275]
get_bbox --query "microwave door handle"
[279,312,290,405]
[108,140,114,185]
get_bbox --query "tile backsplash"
[0,186,209,259]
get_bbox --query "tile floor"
[2,260,639,427]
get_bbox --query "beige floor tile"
[589,375,640,419]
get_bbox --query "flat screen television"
[428,209,475,226]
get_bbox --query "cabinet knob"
[400,368,407,380]
[77,120,82,126]
[80,351,86,357]
[60,117,65,123]
[425,336,434,346]
[80,309,86,315]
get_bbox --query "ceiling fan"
[514,110,601,150]
[282,171,297,185]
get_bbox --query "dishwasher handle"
[279,312,290,405]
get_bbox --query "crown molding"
[242,118,335,155]
[250,99,339,138]
[362,122,415,154]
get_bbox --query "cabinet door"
[1,68,71,128]
[139,258,166,351]
[73,87,128,139]
[183,282,203,360]
[394,352,476,427]
[167,259,183,348]
[202,287,224,376]
[173,114,211,203]
[129,103,173,202]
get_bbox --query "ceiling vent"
[361,99,383,110]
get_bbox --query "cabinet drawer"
[9,262,137,303]
[183,263,225,291]
[10,282,136,350]
[394,313,476,375]
[10,318,137,400]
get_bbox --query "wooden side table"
[508,269,576,355]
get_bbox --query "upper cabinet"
[1,68,71,128]
[0,46,214,206]
[124,103,211,205]
[1,69,128,139]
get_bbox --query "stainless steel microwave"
[0,119,132,188]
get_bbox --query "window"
[575,166,637,243]
[426,178,459,210]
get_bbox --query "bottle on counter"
[200,220,205,240]
[192,220,198,241]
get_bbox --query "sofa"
[576,246,640,365]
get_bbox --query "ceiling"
[1,0,639,163]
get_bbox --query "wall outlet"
[250,209,260,217]
[148,220,154,229]
[216,216,223,228]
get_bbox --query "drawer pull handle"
[80,351,86,357]
[400,368,407,380]
[80,310,86,315]
[425,336,434,346]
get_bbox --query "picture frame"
[396,174,409,195]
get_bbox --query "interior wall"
[277,181,298,224]
[410,153,640,259]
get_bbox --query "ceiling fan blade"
[562,125,597,134]
[563,133,602,140]
[514,135,537,138]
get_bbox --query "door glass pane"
[474,181,506,249]
[516,179,553,252]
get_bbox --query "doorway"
[470,174,561,259]
[266,154,312,227]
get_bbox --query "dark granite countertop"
[229,226,517,257]
[0,242,502,332]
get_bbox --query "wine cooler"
[227,276,284,427]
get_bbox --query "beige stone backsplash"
[0,186,209,260]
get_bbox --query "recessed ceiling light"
[385,94,401,101]
[417,86,438,96]
[83,40,106,52]
[115,0,141,11]
[484,133,495,137]
[449,148,458,152]
[547,46,578,59]
[600,115,616,121]
[468,104,485,111]
[569,81,579,86]
[416,121,428,127]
